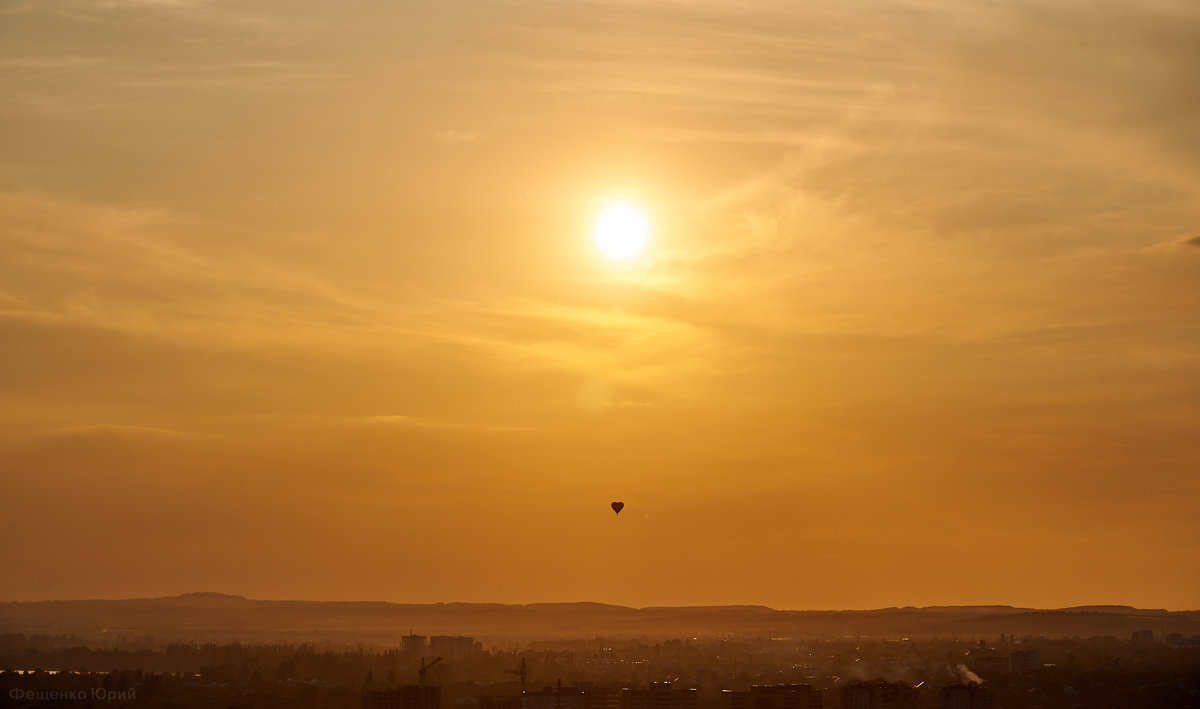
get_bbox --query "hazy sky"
[2,0,1198,610]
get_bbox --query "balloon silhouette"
[611,501,624,515]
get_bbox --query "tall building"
[968,655,1009,675]
[724,684,822,709]
[1008,650,1041,672]
[430,635,481,659]
[620,682,699,709]
[938,683,993,709]
[838,681,918,709]
[365,686,441,709]
[401,634,428,656]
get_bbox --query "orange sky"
[1,0,1198,610]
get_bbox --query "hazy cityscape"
[2,596,1199,707]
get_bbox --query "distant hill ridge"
[1,594,1196,645]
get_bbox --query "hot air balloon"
[611,501,624,515]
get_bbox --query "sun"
[593,201,649,261]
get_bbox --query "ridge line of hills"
[2,594,1196,645]
[7,592,1191,614]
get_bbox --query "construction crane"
[505,657,527,693]
[419,656,442,687]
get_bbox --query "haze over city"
[2,0,1199,612]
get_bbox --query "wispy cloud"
[45,423,185,439]
[434,129,481,143]
[0,192,380,339]
[364,415,532,433]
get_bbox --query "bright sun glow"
[594,202,649,260]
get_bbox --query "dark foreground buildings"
[938,683,993,709]
[620,681,699,709]
[839,681,918,709]
[364,685,441,709]
[370,676,1006,709]
[522,681,695,709]
[724,684,823,709]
